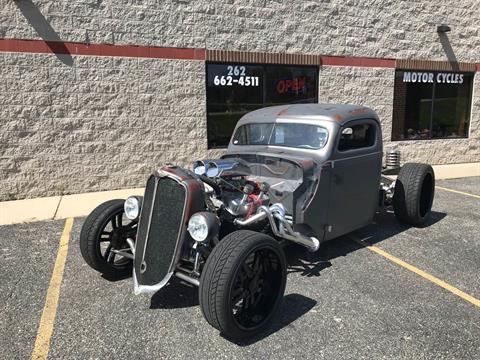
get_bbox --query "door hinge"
[323,161,335,169]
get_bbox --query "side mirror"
[342,127,353,135]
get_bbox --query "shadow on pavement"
[286,210,447,276]
[133,210,446,344]
[150,277,199,309]
[358,209,447,246]
[227,293,317,346]
[101,272,132,282]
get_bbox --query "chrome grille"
[134,175,186,287]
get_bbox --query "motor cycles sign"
[402,71,465,84]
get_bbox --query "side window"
[338,123,376,151]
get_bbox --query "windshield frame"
[231,122,330,150]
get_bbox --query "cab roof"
[237,104,380,126]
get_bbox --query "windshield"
[232,123,329,149]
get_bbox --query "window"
[206,63,319,148]
[232,123,329,150]
[392,70,473,140]
[232,123,273,146]
[338,123,376,151]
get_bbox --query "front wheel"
[199,230,287,340]
[80,199,137,278]
[393,163,435,226]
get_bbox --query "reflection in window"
[231,123,273,146]
[338,124,376,151]
[392,70,473,140]
[206,63,319,148]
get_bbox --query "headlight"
[187,212,219,242]
[124,196,142,220]
[205,162,219,178]
[193,160,206,176]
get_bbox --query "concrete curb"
[0,162,478,226]
[0,188,143,226]
[431,162,480,179]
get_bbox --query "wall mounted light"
[437,24,451,33]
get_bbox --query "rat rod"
[80,104,435,339]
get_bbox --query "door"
[325,119,383,240]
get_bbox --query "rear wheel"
[199,230,286,340]
[393,163,435,226]
[80,199,137,278]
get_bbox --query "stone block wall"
[0,52,216,200]
[0,0,478,200]
[1,0,479,62]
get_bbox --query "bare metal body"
[80,104,435,340]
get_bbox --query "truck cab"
[225,104,384,241]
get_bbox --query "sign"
[276,77,307,94]
[212,65,260,87]
[402,71,464,84]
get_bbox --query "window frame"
[335,119,379,155]
[205,62,320,149]
[391,69,474,142]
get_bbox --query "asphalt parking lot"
[1,177,479,359]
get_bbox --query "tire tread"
[393,163,435,226]
[79,199,132,277]
[199,230,286,339]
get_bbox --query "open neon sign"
[276,77,307,94]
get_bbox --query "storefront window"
[392,70,473,140]
[206,63,319,148]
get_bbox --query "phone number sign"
[212,65,260,87]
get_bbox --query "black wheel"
[199,230,286,340]
[80,199,137,278]
[393,163,435,226]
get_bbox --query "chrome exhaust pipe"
[235,204,320,252]
[233,211,267,226]
[266,205,320,252]
[283,221,320,252]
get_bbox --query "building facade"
[0,0,479,201]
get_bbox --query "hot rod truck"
[80,104,435,339]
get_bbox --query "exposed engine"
[192,158,320,252]
[194,159,270,219]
